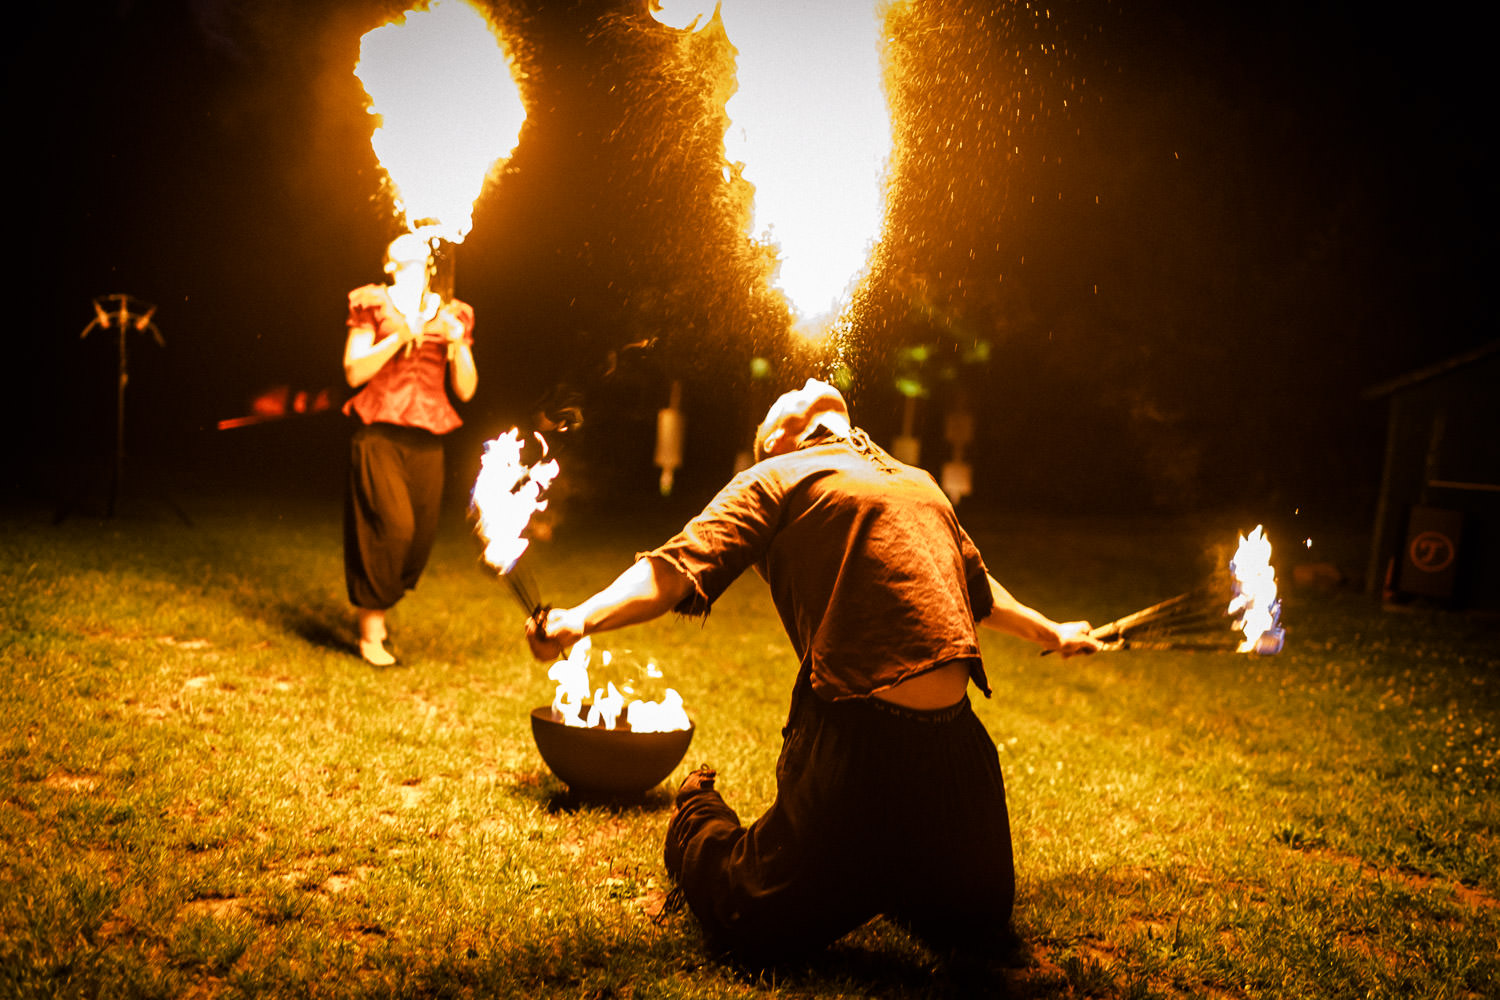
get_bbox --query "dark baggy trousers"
[664,668,1016,965]
[344,422,445,611]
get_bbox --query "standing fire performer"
[343,231,477,666]
[526,379,1101,975]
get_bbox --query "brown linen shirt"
[646,429,995,701]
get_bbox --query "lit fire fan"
[1053,527,1285,655]
[470,428,558,621]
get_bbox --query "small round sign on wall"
[1408,530,1456,574]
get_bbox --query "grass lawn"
[1,486,1496,998]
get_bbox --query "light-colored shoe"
[358,636,396,667]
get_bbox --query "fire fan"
[1069,526,1285,655]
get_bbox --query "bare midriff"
[872,660,971,711]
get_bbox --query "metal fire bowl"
[530,706,695,795]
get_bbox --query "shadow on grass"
[279,597,352,657]
[543,785,675,816]
[497,764,678,815]
[376,927,975,1000]
[728,956,939,999]
[704,921,1033,1000]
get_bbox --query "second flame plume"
[651,0,894,331]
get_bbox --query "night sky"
[12,0,1492,521]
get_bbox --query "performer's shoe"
[358,637,398,668]
[937,929,1028,999]
[674,764,717,808]
[664,765,718,879]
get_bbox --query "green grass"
[1,492,1496,998]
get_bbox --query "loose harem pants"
[344,422,445,611]
[664,669,1016,966]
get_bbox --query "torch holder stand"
[56,295,191,526]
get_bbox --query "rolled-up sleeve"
[644,471,782,618]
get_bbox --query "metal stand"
[56,294,191,525]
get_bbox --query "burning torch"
[1050,526,1285,656]
[470,428,559,632]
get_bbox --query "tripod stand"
[57,294,190,524]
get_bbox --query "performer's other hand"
[430,311,465,344]
[1052,621,1103,658]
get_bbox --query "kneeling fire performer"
[343,231,477,667]
[526,379,1101,968]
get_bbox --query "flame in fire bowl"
[530,707,695,796]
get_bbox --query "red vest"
[341,284,473,435]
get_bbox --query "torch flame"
[471,429,559,574]
[652,0,894,332]
[1229,525,1284,654]
[356,0,525,243]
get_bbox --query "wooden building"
[1363,340,1500,609]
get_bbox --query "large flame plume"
[651,0,895,331]
[356,0,525,242]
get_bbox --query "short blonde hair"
[753,379,850,462]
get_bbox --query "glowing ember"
[356,0,525,243]
[1229,525,1284,654]
[471,429,559,574]
[652,0,894,331]
[545,637,691,732]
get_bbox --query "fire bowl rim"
[529,705,695,795]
